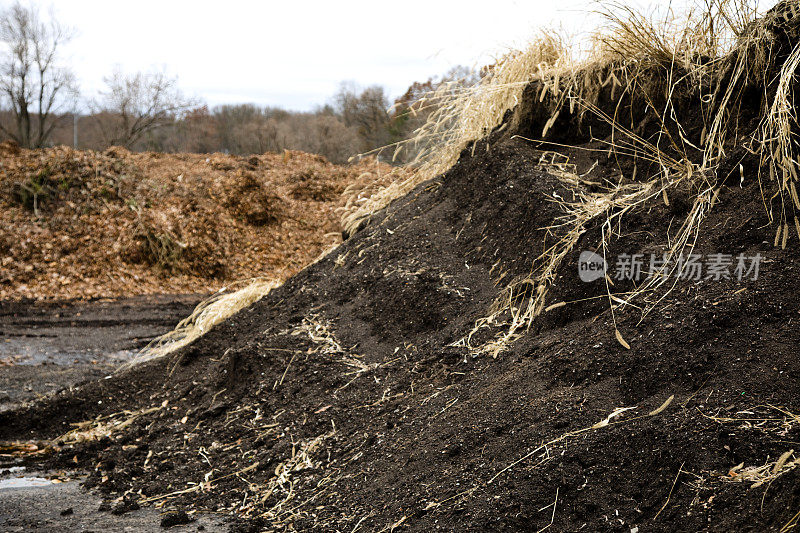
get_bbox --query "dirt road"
[0,295,219,531]
[0,295,202,409]
[0,476,224,532]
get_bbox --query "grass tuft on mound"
[131,278,281,364]
[346,0,800,356]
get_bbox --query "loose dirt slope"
[0,143,395,300]
[3,4,800,532]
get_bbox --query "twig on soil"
[697,404,800,437]
[376,515,408,533]
[536,487,559,533]
[274,352,297,390]
[432,398,459,418]
[139,462,260,504]
[654,461,685,520]
[350,514,372,532]
[782,508,800,533]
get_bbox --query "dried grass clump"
[689,406,800,495]
[726,450,799,487]
[600,0,758,66]
[757,37,800,240]
[337,164,403,232]
[131,278,280,364]
[342,1,800,356]
[240,430,336,525]
[56,404,165,444]
[134,218,187,272]
[345,2,761,238]
[292,315,375,376]
[341,31,574,235]
[447,1,792,355]
[468,176,675,355]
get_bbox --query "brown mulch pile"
[0,141,401,300]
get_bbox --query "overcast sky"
[4,0,767,111]
[29,0,598,110]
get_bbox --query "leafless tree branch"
[92,67,196,148]
[0,2,77,148]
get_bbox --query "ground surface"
[2,133,798,532]
[0,476,224,532]
[0,295,201,407]
[3,8,800,530]
[0,295,223,531]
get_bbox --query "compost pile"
[3,3,800,532]
[0,144,396,300]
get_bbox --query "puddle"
[0,342,139,366]
[0,477,53,489]
[0,466,58,489]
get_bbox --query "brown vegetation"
[0,141,402,300]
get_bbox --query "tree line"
[0,2,479,164]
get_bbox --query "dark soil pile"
[0,145,399,300]
[3,7,800,533]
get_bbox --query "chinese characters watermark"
[579,251,762,282]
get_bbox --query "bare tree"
[334,82,392,152]
[0,2,78,148]
[93,68,194,148]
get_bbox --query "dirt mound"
[3,4,800,532]
[6,135,797,532]
[0,147,399,300]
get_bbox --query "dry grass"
[137,2,783,362]
[130,278,280,364]
[342,31,574,236]
[240,429,336,524]
[291,315,393,384]
[291,315,346,356]
[785,509,800,532]
[758,38,800,239]
[56,403,166,445]
[686,405,800,509]
[699,404,800,440]
[725,450,799,487]
[388,0,783,355]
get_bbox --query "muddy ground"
[0,476,224,532]
[0,295,202,407]
[0,295,226,531]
